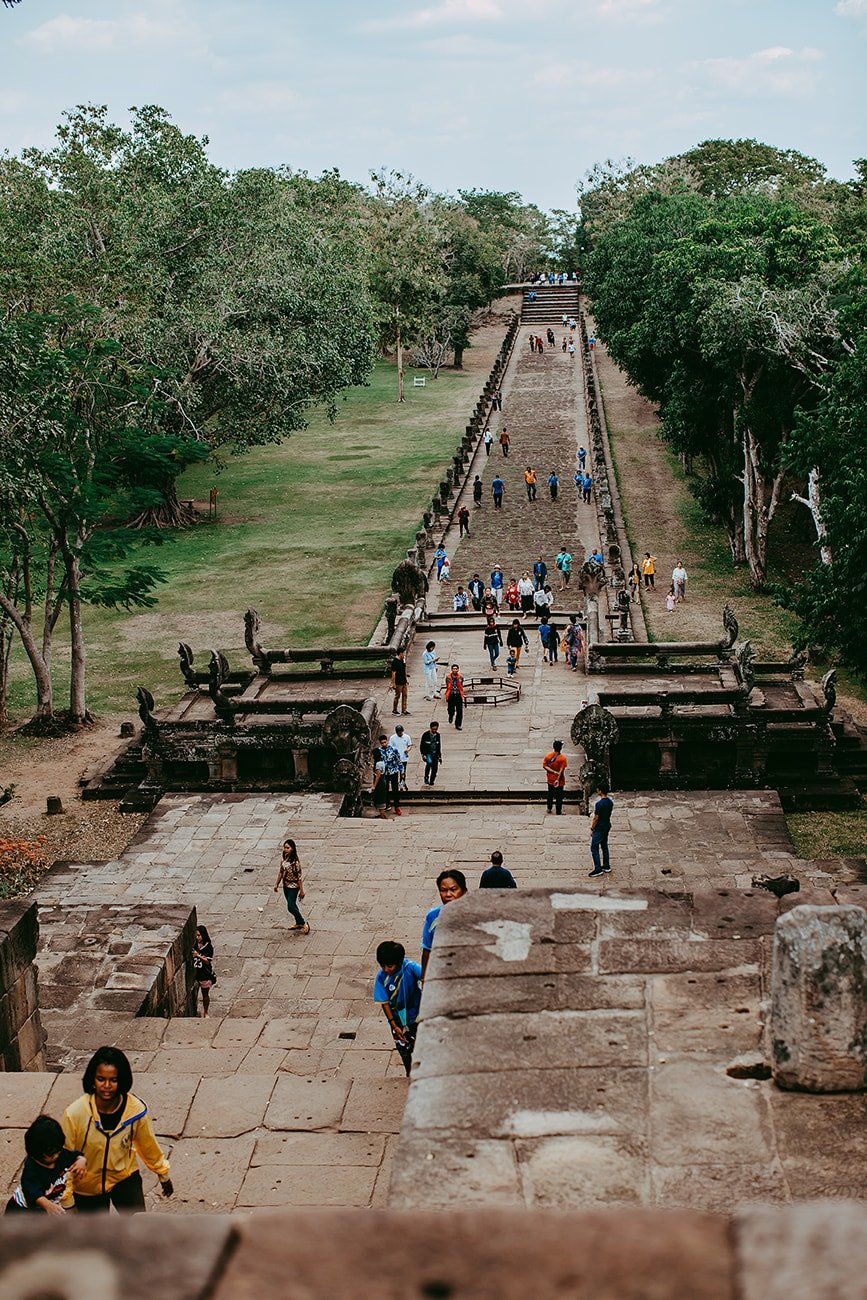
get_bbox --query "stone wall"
[0,901,47,1071]
[0,1203,866,1298]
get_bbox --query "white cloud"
[25,11,193,53]
[834,0,867,16]
[700,46,824,96]
[593,0,670,21]
[218,83,298,115]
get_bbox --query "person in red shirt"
[444,664,465,731]
[542,740,568,815]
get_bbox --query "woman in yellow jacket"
[61,1046,174,1213]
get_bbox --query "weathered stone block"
[770,904,867,1092]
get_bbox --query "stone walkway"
[4,304,864,1219]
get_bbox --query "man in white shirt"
[389,724,412,790]
[533,585,554,618]
[453,587,469,612]
[672,562,688,602]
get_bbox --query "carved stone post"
[292,748,309,780]
[770,905,867,1092]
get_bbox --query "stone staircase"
[830,708,867,794]
[521,283,580,324]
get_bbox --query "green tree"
[0,302,174,725]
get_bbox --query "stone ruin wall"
[0,901,47,1071]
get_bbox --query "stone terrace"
[395,884,867,1211]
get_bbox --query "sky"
[0,0,864,212]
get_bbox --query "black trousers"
[424,758,440,785]
[546,784,564,814]
[447,695,464,728]
[393,1022,418,1077]
[74,1171,146,1214]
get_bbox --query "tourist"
[564,615,585,670]
[562,336,568,352]
[504,577,520,611]
[422,641,440,699]
[490,565,505,604]
[373,733,402,817]
[528,333,536,353]
[546,327,555,348]
[473,474,484,507]
[524,466,537,501]
[468,573,485,610]
[582,472,593,503]
[548,470,559,501]
[420,720,442,787]
[499,427,510,457]
[577,446,587,470]
[557,548,572,589]
[589,547,604,567]
[482,587,500,617]
[588,782,614,878]
[533,584,554,619]
[62,1047,173,1213]
[479,851,517,890]
[642,552,656,589]
[388,723,412,789]
[491,473,505,509]
[666,585,676,613]
[518,571,535,614]
[274,839,310,932]
[458,505,471,537]
[547,616,560,664]
[433,545,447,578]
[438,557,451,583]
[536,336,544,353]
[542,739,568,815]
[421,869,468,978]
[506,618,530,668]
[444,664,465,730]
[483,430,493,457]
[5,1115,86,1214]
[483,616,503,670]
[390,647,409,715]
[374,940,423,1077]
[628,563,641,601]
[538,617,553,664]
[453,586,469,613]
[567,340,576,360]
[506,650,517,675]
[533,555,548,591]
[492,389,503,412]
[193,925,216,1017]
[672,560,688,602]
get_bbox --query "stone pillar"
[770,904,867,1092]
[292,749,309,780]
[0,901,47,1070]
[658,740,678,779]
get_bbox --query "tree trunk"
[66,552,92,726]
[396,308,405,403]
[0,590,54,719]
[741,425,785,591]
[0,613,12,731]
[453,344,465,370]
[127,478,198,529]
[791,467,832,565]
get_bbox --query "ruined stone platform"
[394,885,867,1211]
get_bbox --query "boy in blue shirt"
[374,940,423,1077]
[588,782,615,878]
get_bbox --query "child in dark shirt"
[5,1115,85,1214]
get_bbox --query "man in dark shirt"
[588,782,614,877]
[479,850,517,889]
[420,721,443,787]
[390,649,409,715]
[491,474,505,509]
[468,573,485,611]
[533,556,547,590]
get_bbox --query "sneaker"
[402,711,412,716]
[588,867,606,878]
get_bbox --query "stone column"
[292,749,309,780]
[770,904,867,1092]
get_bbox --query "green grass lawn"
[4,357,487,720]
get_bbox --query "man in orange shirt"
[542,739,568,815]
[524,466,537,501]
